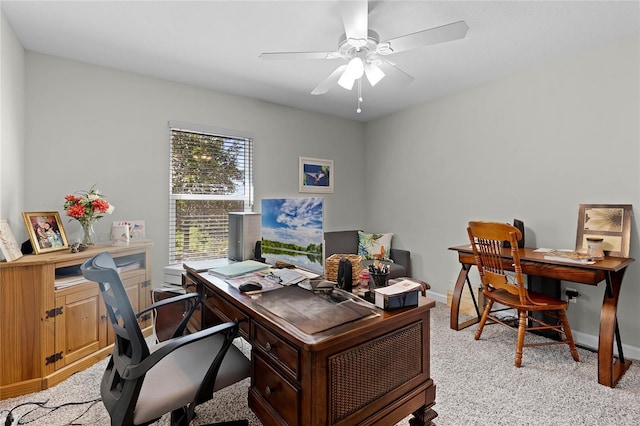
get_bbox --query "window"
[169,122,253,263]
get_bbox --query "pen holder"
[370,271,390,289]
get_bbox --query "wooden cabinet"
[0,242,153,400]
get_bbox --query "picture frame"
[22,212,69,255]
[575,204,632,258]
[299,156,334,193]
[0,220,23,262]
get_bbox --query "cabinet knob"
[265,386,274,397]
[100,315,107,323]
[264,342,272,352]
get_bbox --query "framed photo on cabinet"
[22,212,69,254]
[299,157,333,193]
[575,204,632,258]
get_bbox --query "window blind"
[169,123,253,263]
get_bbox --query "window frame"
[168,121,254,263]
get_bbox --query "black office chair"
[81,252,250,426]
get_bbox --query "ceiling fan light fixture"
[338,57,364,90]
[346,57,365,79]
[364,63,385,86]
[337,72,356,90]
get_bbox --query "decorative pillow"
[358,231,393,260]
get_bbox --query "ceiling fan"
[259,0,469,113]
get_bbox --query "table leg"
[598,268,632,387]
[450,263,480,330]
[409,405,438,426]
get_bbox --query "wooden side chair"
[467,221,580,367]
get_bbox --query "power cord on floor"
[1,397,102,426]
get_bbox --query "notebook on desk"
[183,258,231,272]
[208,260,270,277]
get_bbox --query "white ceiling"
[2,0,639,122]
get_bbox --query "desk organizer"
[375,288,419,310]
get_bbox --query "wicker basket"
[325,254,363,282]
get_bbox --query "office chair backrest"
[467,221,527,304]
[81,252,150,424]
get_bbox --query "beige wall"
[3,5,639,354]
[365,34,640,353]
[13,51,366,286]
[0,11,25,234]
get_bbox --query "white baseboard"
[427,290,640,360]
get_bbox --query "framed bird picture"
[299,157,333,193]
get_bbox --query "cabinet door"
[54,285,107,369]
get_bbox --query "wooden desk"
[184,268,436,426]
[449,245,635,388]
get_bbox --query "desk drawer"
[205,294,250,337]
[253,322,299,380]
[253,352,299,426]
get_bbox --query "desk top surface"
[449,244,635,272]
[188,267,435,350]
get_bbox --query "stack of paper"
[271,268,307,284]
[540,249,596,265]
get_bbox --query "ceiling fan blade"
[340,0,368,41]
[377,59,415,85]
[383,21,469,54]
[259,51,338,61]
[311,65,348,95]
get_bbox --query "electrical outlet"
[565,287,579,303]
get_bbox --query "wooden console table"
[184,267,437,426]
[0,242,153,400]
[449,244,635,388]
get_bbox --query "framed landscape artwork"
[299,157,333,193]
[575,204,632,258]
[22,212,69,255]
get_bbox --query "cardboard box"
[374,280,421,310]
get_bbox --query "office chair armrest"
[137,292,201,339]
[136,292,201,318]
[121,321,239,380]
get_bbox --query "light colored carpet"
[1,302,639,425]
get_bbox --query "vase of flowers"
[63,185,115,245]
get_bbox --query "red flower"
[92,199,110,213]
[66,203,86,219]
